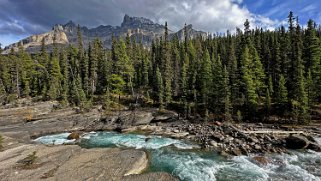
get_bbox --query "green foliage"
[277,75,288,106]
[1,12,320,124]
[241,46,257,107]
[236,110,243,122]
[156,67,164,109]
[223,66,232,121]
[47,55,62,100]
[265,88,271,113]
[21,151,38,166]
[109,74,125,95]
[200,49,212,108]
[112,38,134,94]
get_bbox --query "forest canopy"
[0,12,320,124]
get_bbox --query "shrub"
[21,151,38,166]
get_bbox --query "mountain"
[3,15,207,54]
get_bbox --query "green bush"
[22,151,38,166]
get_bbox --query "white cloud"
[128,0,281,33]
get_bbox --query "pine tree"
[181,53,189,116]
[241,46,257,108]
[268,75,274,97]
[172,35,180,96]
[59,50,69,104]
[109,74,125,95]
[77,25,89,95]
[97,50,110,94]
[306,69,314,107]
[163,22,173,105]
[252,46,266,104]
[88,40,98,96]
[223,66,232,121]
[141,52,149,87]
[155,67,164,109]
[112,38,134,96]
[304,19,321,101]
[211,55,223,115]
[18,45,32,97]
[265,88,271,115]
[200,49,212,114]
[227,39,239,106]
[291,18,308,123]
[47,47,62,100]
[277,74,288,106]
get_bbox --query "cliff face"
[3,15,207,53]
[4,25,69,53]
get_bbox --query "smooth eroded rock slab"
[0,144,149,181]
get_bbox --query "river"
[34,132,321,181]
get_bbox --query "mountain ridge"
[3,15,207,54]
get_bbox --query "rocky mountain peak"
[64,20,77,28]
[185,24,193,30]
[52,24,64,31]
[3,15,207,54]
[121,14,156,28]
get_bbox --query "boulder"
[169,132,189,139]
[253,156,269,166]
[210,140,218,147]
[153,110,178,122]
[211,133,224,142]
[67,132,80,140]
[285,135,309,149]
[306,142,321,152]
[240,145,249,155]
[133,111,154,126]
[254,144,262,150]
[231,148,242,156]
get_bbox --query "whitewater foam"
[34,133,75,145]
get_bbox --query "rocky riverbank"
[0,135,177,181]
[0,99,321,179]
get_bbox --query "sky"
[1,0,321,47]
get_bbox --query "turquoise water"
[35,132,321,181]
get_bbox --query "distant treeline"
[1,12,320,124]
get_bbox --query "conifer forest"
[1,12,321,124]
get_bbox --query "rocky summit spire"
[121,14,155,28]
[64,20,76,28]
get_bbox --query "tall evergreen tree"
[223,66,232,121]
[47,46,62,100]
[156,67,164,109]
[163,22,173,105]
[304,19,321,101]
[200,49,212,114]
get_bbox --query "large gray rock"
[285,135,310,149]
[56,148,148,180]
[306,142,321,152]
[0,144,152,181]
[132,111,154,126]
[118,110,154,127]
[153,110,179,122]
